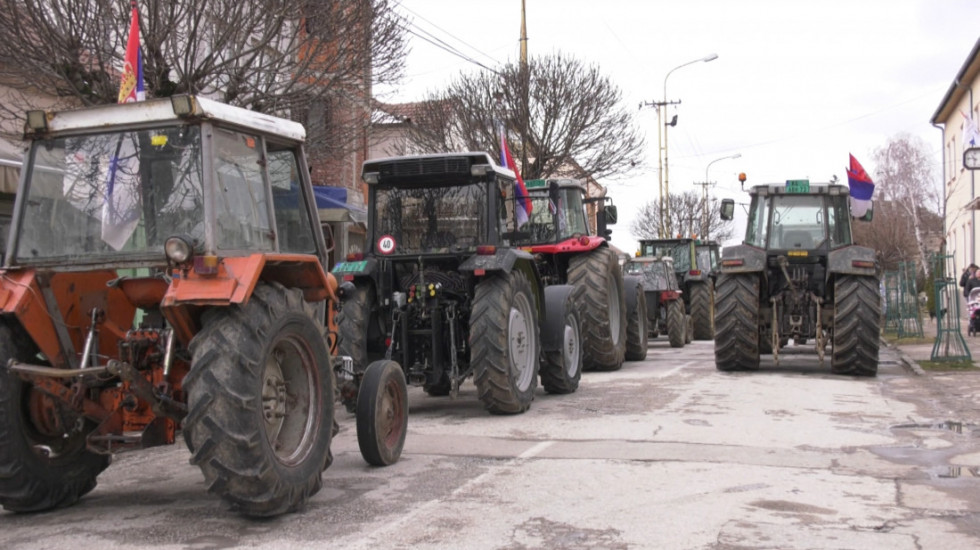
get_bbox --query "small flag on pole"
[118,1,145,104]
[846,154,874,218]
[499,129,532,228]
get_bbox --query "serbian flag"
[500,130,532,227]
[117,1,145,103]
[846,154,874,218]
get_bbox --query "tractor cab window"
[213,128,273,252]
[15,126,205,263]
[827,195,852,248]
[514,187,590,244]
[745,194,770,248]
[374,182,488,255]
[268,147,316,254]
[768,195,827,249]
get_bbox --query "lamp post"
[699,153,741,239]
[659,53,718,237]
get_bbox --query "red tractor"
[0,96,406,517]
[512,179,647,370]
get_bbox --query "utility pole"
[639,99,680,238]
[519,0,530,174]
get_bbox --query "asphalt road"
[2,338,980,549]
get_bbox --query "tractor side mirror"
[336,281,356,302]
[720,199,735,221]
[859,206,873,222]
[603,204,618,225]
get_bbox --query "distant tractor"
[714,180,880,375]
[511,178,645,367]
[638,238,719,340]
[624,256,688,347]
[0,96,405,517]
[332,153,585,415]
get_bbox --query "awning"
[314,186,366,224]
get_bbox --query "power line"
[393,1,505,76]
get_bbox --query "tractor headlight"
[164,235,194,264]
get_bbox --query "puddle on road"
[891,420,976,435]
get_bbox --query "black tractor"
[332,152,584,415]
[714,180,880,375]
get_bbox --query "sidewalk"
[888,316,980,369]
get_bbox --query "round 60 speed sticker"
[377,234,396,255]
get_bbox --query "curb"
[882,339,925,376]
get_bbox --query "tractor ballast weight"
[713,180,880,375]
[0,96,406,517]
[333,153,583,415]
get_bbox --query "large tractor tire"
[0,323,110,513]
[714,273,761,371]
[471,270,540,414]
[624,277,649,361]
[184,283,334,517]
[336,280,385,410]
[567,247,627,371]
[689,281,714,340]
[356,360,408,466]
[667,300,686,348]
[540,285,583,395]
[831,276,880,376]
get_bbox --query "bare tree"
[396,52,644,182]
[870,133,942,277]
[852,199,942,272]
[630,191,734,242]
[0,0,407,155]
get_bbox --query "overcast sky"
[377,0,980,253]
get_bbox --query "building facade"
[932,38,980,275]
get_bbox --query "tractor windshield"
[512,188,590,244]
[626,260,671,291]
[373,182,488,255]
[13,126,206,264]
[746,192,853,249]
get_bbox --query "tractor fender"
[462,250,544,316]
[827,245,878,277]
[459,248,535,274]
[719,244,766,274]
[541,284,577,352]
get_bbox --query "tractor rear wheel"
[667,300,685,348]
[540,285,583,395]
[832,276,880,376]
[184,283,334,517]
[624,277,649,361]
[568,248,627,371]
[0,323,110,513]
[336,281,376,412]
[714,273,761,371]
[689,281,714,340]
[471,270,540,414]
[356,360,408,466]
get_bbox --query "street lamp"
[659,53,718,237]
[700,153,741,239]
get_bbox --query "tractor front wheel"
[356,360,408,466]
[0,323,110,513]
[184,283,334,517]
[540,285,583,394]
[624,277,649,361]
[667,300,686,348]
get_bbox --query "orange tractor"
[0,96,407,516]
